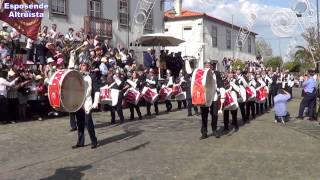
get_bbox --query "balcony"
[84,16,112,39]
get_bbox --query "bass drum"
[191,68,216,106]
[48,69,86,112]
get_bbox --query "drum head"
[204,69,215,106]
[60,71,85,112]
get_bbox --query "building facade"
[164,4,257,71]
[41,0,165,48]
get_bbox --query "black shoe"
[70,128,77,132]
[138,116,142,120]
[307,118,316,121]
[91,144,98,149]
[295,116,303,120]
[223,128,229,132]
[212,131,220,138]
[200,134,208,140]
[111,121,116,125]
[234,126,239,132]
[187,113,192,117]
[72,144,84,149]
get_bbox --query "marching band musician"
[145,69,159,116]
[126,71,142,120]
[184,72,199,116]
[255,73,267,115]
[223,71,239,131]
[263,71,273,110]
[72,61,98,149]
[111,69,126,124]
[235,70,248,123]
[164,69,173,112]
[176,70,187,109]
[246,72,256,121]
[199,61,224,139]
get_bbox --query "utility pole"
[232,14,234,60]
[317,0,320,44]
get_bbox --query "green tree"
[231,59,246,70]
[283,60,301,72]
[264,56,283,70]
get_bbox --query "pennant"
[0,0,45,40]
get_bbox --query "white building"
[164,1,257,70]
[41,0,165,48]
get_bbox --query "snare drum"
[246,86,256,101]
[48,69,85,112]
[142,87,159,104]
[223,91,239,110]
[172,85,182,96]
[256,87,267,103]
[100,85,119,106]
[159,86,173,101]
[124,88,141,105]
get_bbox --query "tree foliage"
[264,56,283,70]
[231,59,246,70]
[283,60,301,72]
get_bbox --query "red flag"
[0,0,44,40]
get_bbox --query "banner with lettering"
[0,0,45,40]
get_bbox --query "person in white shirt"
[0,70,18,123]
[26,38,34,62]
[48,24,59,40]
[64,28,74,42]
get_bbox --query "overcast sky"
[165,0,318,61]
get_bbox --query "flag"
[0,0,43,40]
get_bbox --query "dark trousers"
[70,113,77,129]
[298,92,317,118]
[239,102,247,122]
[0,96,8,122]
[187,98,198,115]
[223,110,238,130]
[246,101,255,120]
[7,98,18,121]
[146,101,159,115]
[129,103,142,120]
[200,101,218,135]
[111,103,125,123]
[255,103,264,115]
[177,100,186,109]
[75,108,97,146]
[165,100,172,112]
[275,112,290,123]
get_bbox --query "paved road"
[1,89,320,180]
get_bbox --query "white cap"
[2,23,8,27]
[8,69,15,77]
[47,57,55,63]
[101,57,108,63]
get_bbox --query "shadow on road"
[98,130,144,147]
[39,165,92,180]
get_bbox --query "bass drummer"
[199,60,224,139]
[72,61,98,149]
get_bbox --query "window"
[226,29,231,49]
[182,26,193,41]
[144,9,153,31]
[160,0,164,11]
[212,26,217,47]
[248,37,252,53]
[51,0,66,15]
[89,0,101,18]
[119,0,129,27]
